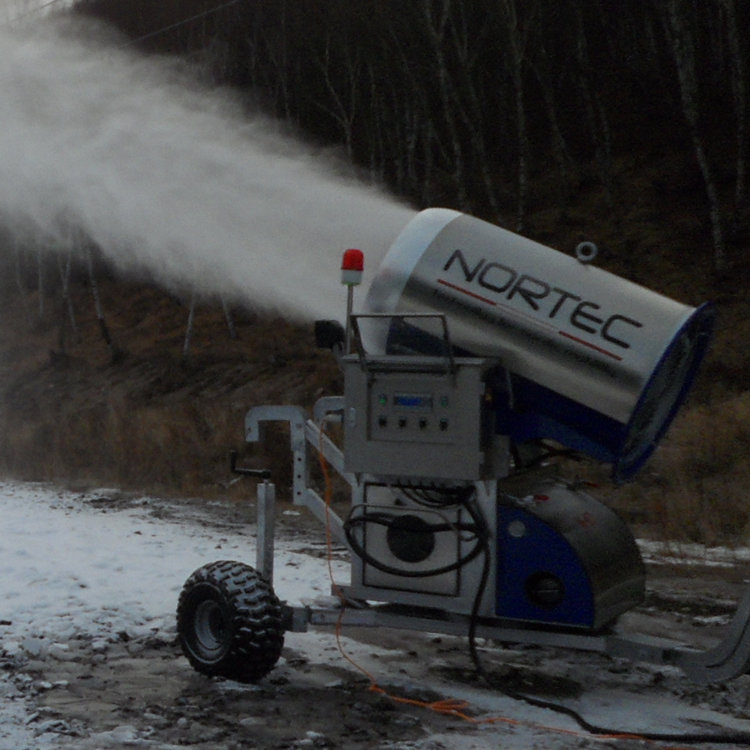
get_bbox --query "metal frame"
[244,398,750,685]
[348,312,457,377]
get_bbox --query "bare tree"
[421,0,471,211]
[497,0,537,231]
[311,32,361,163]
[526,9,578,205]
[572,2,615,211]
[446,2,503,219]
[37,249,45,320]
[656,0,727,272]
[56,252,77,352]
[263,0,298,122]
[12,241,29,313]
[716,0,747,220]
[183,293,196,363]
[84,245,124,363]
[221,297,237,340]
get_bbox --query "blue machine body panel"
[494,482,645,630]
[496,506,595,627]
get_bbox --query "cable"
[317,421,750,745]
[4,0,242,54]
[467,548,750,746]
[399,483,472,509]
[342,500,487,579]
[118,0,242,49]
[316,424,512,724]
[2,0,71,26]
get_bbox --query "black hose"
[467,541,750,745]
[346,484,750,743]
[343,502,488,579]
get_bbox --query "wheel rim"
[193,599,229,660]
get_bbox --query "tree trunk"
[658,0,727,273]
[447,3,502,219]
[313,34,359,163]
[57,253,77,345]
[221,297,237,339]
[498,0,533,232]
[37,249,45,320]
[85,246,123,364]
[573,3,614,210]
[422,0,470,211]
[718,0,747,216]
[13,242,29,313]
[183,293,196,362]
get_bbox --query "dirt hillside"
[0,268,342,499]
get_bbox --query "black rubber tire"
[176,560,284,683]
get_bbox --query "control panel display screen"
[393,393,433,411]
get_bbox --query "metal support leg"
[256,480,276,585]
[245,403,352,548]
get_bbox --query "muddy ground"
[3,496,750,750]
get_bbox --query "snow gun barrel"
[362,208,714,481]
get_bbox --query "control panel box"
[342,355,492,480]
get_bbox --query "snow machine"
[176,209,750,686]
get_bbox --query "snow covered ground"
[0,481,347,748]
[2,480,750,749]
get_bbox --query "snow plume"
[0,16,414,319]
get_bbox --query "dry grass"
[640,394,750,545]
[587,391,750,547]
[0,271,342,500]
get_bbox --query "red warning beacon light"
[341,248,364,286]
